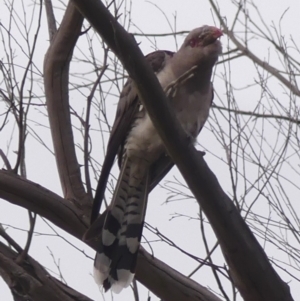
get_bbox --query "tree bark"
[0,242,94,301]
[44,2,90,214]
[0,169,223,301]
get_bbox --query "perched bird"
[91,25,222,293]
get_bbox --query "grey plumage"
[91,25,222,293]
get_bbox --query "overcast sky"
[1,1,299,300]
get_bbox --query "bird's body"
[91,25,222,293]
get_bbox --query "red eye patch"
[189,38,198,48]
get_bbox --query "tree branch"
[208,0,300,97]
[212,104,300,125]
[0,170,88,238]
[0,169,223,301]
[136,247,222,301]
[44,2,90,212]
[0,242,94,301]
[70,1,294,300]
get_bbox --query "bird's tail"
[93,156,150,293]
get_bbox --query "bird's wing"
[91,50,175,224]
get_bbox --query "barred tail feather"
[93,156,150,293]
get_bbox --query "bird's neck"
[187,66,213,93]
[169,55,214,92]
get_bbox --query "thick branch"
[137,247,222,301]
[0,170,222,301]
[0,242,93,301]
[70,1,293,301]
[0,170,88,238]
[44,2,90,211]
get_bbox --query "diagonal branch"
[0,242,94,301]
[136,247,222,301]
[70,1,294,301]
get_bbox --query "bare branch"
[212,104,300,125]
[44,0,57,40]
[136,247,223,301]
[0,242,94,301]
[84,50,109,198]
[15,211,36,264]
[44,2,91,212]
[0,169,224,301]
[208,0,300,97]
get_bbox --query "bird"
[90,25,222,293]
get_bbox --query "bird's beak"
[212,28,223,39]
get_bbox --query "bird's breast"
[174,88,211,138]
[125,114,163,161]
[125,77,211,160]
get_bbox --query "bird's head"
[178,25,222,68]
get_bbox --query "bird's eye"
[189,38,197,47]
